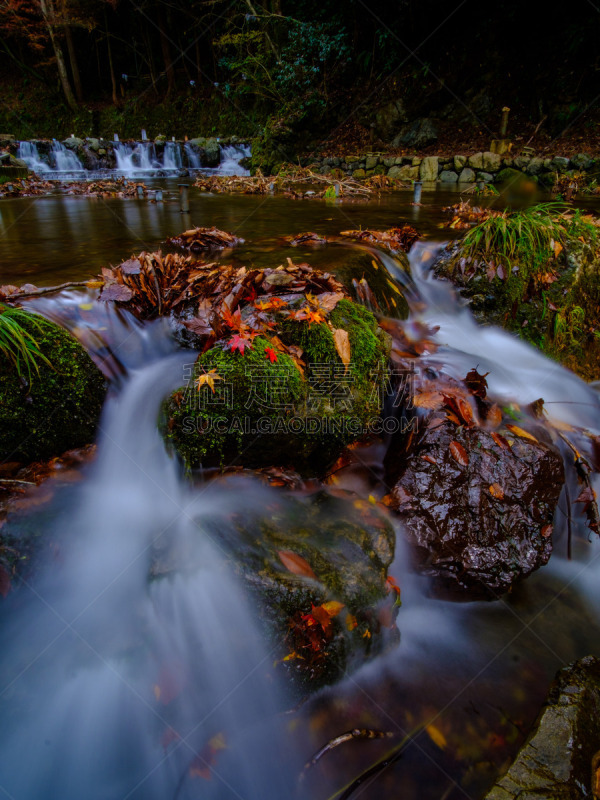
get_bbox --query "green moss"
[438,206,600,379]
[165,300,390,474]
[0,313,107,462]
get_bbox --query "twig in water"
[300,728,394,780]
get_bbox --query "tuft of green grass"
[0,305,53,383]
[461,202,569,267]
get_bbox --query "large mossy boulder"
[433,205,600,379]
[0,312,106,462]
[485,656,600,800]
[164,299,390,474]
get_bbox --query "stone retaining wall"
[298,151,599,185]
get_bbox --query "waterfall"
[17,141,50,173]
[50,139,83,171]
[163,141,183,169]
[218,144,251,176]
[114,142,160,174]
[183,142,202,169]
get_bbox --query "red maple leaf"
[264,346,278,363]
[228,334,254,354]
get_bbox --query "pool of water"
[1,186,599,800]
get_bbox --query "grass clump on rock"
[436,202,600,378]
[0,309,107,462]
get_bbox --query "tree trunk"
[105,11,120,107]
[156,3,175,97]
[38,0,78,112]
[65,25,83,103]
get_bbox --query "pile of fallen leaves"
[166,226,244,252]
[285,232,328,247]
[340,226,419,253]
[0,176,56,198]
[442,201,498,230]
[194,167,375,199]
[62,179,149,198]
[98,231,349,361]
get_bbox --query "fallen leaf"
[505,424,539,444]
[264,346,278,363]
[541,524,553,538]
[489,483,505,499]
[278,550,317,580]
[413,391,444,410]
[426,724,447,750]
[346,613,358,631]
[491,431,511,450]
[449,440,469,467]
[195,368,221,393]
[332,328,351,371]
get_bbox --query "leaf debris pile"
[166,226,244,252]
[340,226,419,253]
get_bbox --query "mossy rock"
[0,313,107,462]
[164,300,389,474]
[209,489,399,692]
[433,209,600,379]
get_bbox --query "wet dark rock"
[485,656,600,800]
[392,118,438,149]
[385,419,564,597]
[374,99,408,141]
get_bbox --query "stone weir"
[297,150,599,186]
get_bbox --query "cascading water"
[50,139,84,171]
[17,141,50,172]
[114,141,161,174]
[163,141,183,170]
[0,353,295,800]
[219,144,251,176]
[183,142,202,169]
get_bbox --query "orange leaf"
[449,440,469,467]
[346,613,358,631]
[332,328,351,371]
[413,391,444,410]
[505,424,538,444]
[321,600,345,617]
[278,550,317,580]
[486,403,503,428]
[489,483,505,499]
[541,524,553,538]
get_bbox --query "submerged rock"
[0,312,106,462]
[205,488,400,692]
[485,656,600,800]
[385,418,564,597]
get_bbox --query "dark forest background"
[1,0,599,150]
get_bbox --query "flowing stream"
[1,194,600,799]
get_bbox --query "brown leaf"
[120,258,142,275]
[413,391,444,410]
[278,550,317,580]
[541,524,553,538]
[332,328,351,371]
[465,368,489,399]
[317,291,345,312]
[100,283,135,302]
[449,440,469,467]
[489,483,505,499]
[486,403,503,428]
[421,454,438,465]
[491,431,512,450]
